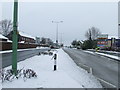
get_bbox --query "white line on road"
[97,77,117,88]
[78,63,117,88]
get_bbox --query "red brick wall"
[1,41,37,51]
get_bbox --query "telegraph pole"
[12,0,18,75]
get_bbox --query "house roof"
[19,31,35,40]
[0,34,8,39]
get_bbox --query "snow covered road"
[2,49,102,88]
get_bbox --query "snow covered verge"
[1,49,102,88]
[83,50,119,61]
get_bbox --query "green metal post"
[12,0,18,75]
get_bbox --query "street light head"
[52,21,63,23]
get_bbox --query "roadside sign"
[97,34,108,39]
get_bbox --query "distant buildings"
[7,31,36,44]
[107,36,119,50]
[36,37,41,44]
[6,30,54,48]
[40,37,53,47]
[0,31,54,50]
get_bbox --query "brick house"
[7,31,36,44]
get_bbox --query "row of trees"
[0,19,13,36]
[71,27,101,50]
[71,40,82,48]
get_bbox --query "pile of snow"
[0,34,8,40]
[2,49,102,88]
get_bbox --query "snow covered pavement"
[2,49,102,88]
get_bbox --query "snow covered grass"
[2,49,102,88]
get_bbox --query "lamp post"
[118,23,120,39]
[12,0,18,75]
[59,33,64,47]
[52,21,63,44]
[60,33,63,44]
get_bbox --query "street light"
[118,23,120,39]
[60,33,63,45]
[52,21,63,44]
[12,0,18,75]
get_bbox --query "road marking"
[97,77,117,88]
[78,63,117,88]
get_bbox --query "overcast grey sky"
[2,2,118,45]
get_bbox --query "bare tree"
[0,19,13,36]
[85,27,101,40]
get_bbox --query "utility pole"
[12,0,18,75]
